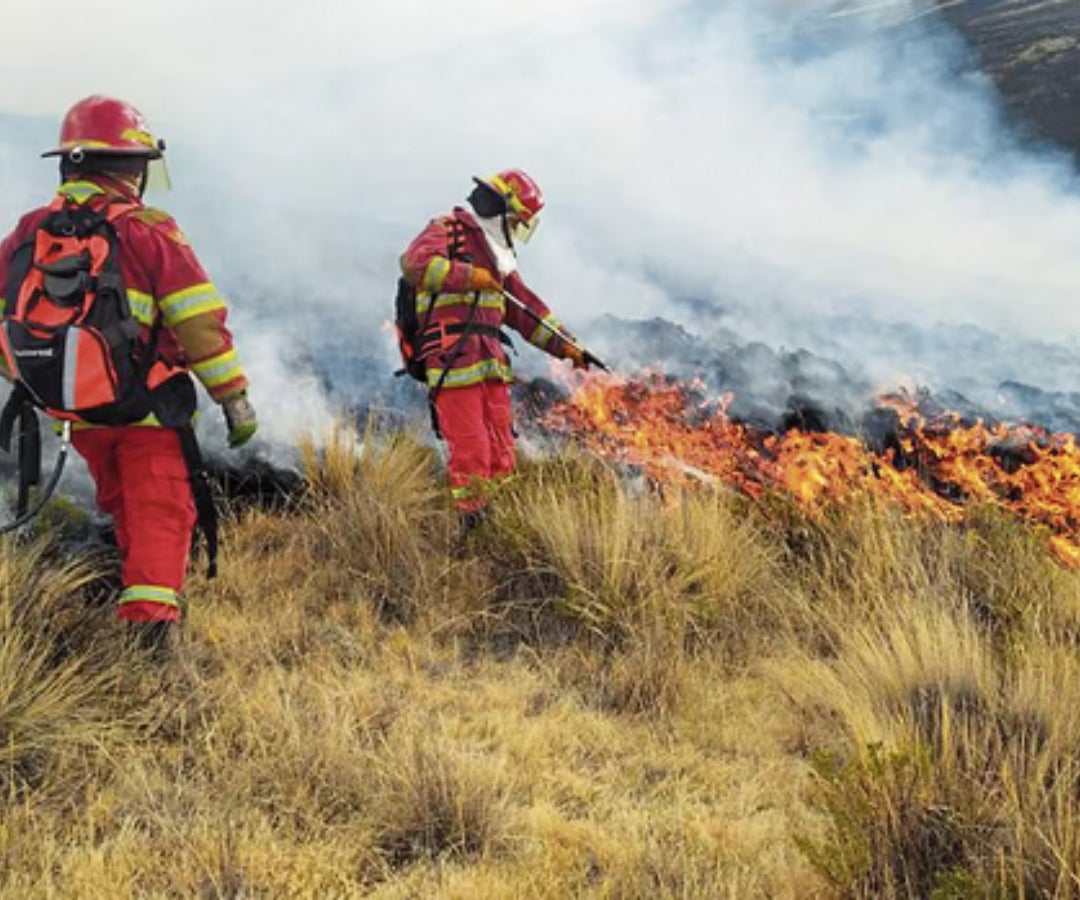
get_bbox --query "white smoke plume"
[1,0,1079,454]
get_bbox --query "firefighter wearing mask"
[0,95,257,645]
[399,169,594,529]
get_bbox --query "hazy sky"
[3,0,1080,447]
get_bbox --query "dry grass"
[5,424,1080,896]
[0,537,147,805]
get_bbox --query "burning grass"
[541,372,1080,566]
[6,405,1080,895]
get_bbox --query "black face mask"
[467,183,507,219]
[467,184,517,247]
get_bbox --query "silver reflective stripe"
[63,331,79,410]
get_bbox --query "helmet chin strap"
[500,211,515,250]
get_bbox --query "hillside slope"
[938,0,1080,152]
[5,433,1080,895]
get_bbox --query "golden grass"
[0,537,147,805]
[299,423,450,623]
[6,425,1080,896]
[769,500,1080,896]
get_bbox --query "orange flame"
[540,372,1080,565]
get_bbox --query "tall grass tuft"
[779,528,1080,896]
[485,456,782,714]
[492,457,778,645]
[0,536,137,802]
[367,718,515,868]
[300,422,449,622]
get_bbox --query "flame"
[539,372,1080,565]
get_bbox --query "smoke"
[2,0,1080,453]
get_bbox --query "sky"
[2,0,1080,455]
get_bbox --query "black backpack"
[394,216,468,383]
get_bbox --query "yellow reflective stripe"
[426,358,513,389]
[127,289,154,326]
[192,349,243,388]
[60,141,115,150]
[422,257,451,293]
[451,478,495,499]
[57,181,106,204]
[416,292,505,314]
[0,296,6,316]
[119,585,178,607]
[529,313,560,349]
[159,283,226,326]
[120,128,156,149]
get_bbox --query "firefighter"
[400,169,593,529]
[0,95,256,645]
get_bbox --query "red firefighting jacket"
[400,207,574,390]
[0,178,248,418]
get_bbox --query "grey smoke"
[1,0,1079,456]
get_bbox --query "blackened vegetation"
[522,318,1022,438]
[585,316,870,432]
[934,0,1080,155]
[205,454,305,515]
[997,380,1080,436]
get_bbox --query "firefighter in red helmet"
[400,168,595,531]
[0,95,257,651]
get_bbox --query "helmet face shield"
[145,156,172,194]
[511,212,540,244]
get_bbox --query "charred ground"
[936,0,1080,154]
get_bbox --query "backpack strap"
[444,321,514,348]
[98,201,138,323]
[0,384,41,520]
[0,383,26,454]
[104,202,139,223]
[427,288,484,439]
[15,401,41,519]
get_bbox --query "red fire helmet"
[475,169,544,224]
[42,96,165,159]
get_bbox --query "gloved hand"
[467,266,502,292]
[564,344,589,370]
[222,391,258,448]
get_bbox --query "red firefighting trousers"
[72,427,195,622]
[434,381,515,511]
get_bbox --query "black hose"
[0,422,71,535]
